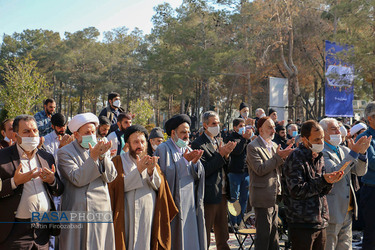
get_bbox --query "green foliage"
[129,99,154,126]
[0,57,48,118]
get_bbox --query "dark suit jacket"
[192,134,229,204]
[0,144,64,243]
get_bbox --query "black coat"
[0,145,64,243]
[191,134,229,204]
[224,131,250,174]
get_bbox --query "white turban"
[350,123,367,136]
[339,126,347,137]
[68,113,99,133]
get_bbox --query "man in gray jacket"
[320,118,371,250]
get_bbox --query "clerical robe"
[154,139,207,250]
[109,152,178,250]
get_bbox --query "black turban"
[165,114,191,136]
[124,125,149,143]
[149,127,164,139]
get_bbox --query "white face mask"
[207,125,220,137]
[329,134,342,147]
[4,136,10,143]
[151,144,158,151]
[112,100,121,108]
[241,112,249,119]
[309,141,324,153]
[19,136,40,152]
[260,113,266,118]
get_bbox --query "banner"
[325,40,354,117]
[269,77,288,122]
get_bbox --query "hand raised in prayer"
[13,163,40,186]
[323,170,344,184]
[40,164,56,185]
[242,128,253,140]
[136,155,150,174]
[184,149,202,162]
[191,149,204,164]
[245,118,255,126]
[146,156,159,176]
[277,144,294,160]
[59,134,74,148]
[219,141,237,158]
[89,140,112,161]
[348,136,372,154]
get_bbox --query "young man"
[34,98,56,136]
[0,118,15,148]
[282,120,344,250]
[99,92,125,132]
[107,113,132,156]
[97,116,111,140]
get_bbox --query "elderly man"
[155,115,206,250]
[57,113,117,250]
[287,124,299,139]
[0,118,15,148]
[147,127,164,156]
[282,120,344,250]
[319,118,370,250]
[192,111,237,250]
[109,125,178,250]
[247,116,293,250]
[356,101,375,249]
[0,115,64,249]
[34,98,56,136]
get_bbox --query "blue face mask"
[238,127,245,135]
[80,134,97,149]
[176,138,187,148]
[292,131,298,137]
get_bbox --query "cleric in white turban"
[57,112,117,250]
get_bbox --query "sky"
[0,0,183,41]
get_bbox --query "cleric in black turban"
[164,114,191,136]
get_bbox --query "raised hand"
[59,134,74,148]
[242,128,253,140]
[89,140,112,161]
[219,141,237,158]
[277,144,294,159]
[323,170,344,184]
[40,164,56,185]
[13,163,40,186]
[184,149,202,162]
[349,136,372,154]
[136,155,149,174]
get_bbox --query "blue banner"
[325,40,354,117]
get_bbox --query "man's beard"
[129,144,147,159]
[55,129,65,136]
[46,109,53,116]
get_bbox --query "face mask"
[112,100,121,108]
[260,113,266,118]
[238,127,245,135]
[80,134,97,149]
[292,131,298,137]
[4,136,10,143]
[309,141,324,153]
[241,112,249,119]
[152,144,158,150]
[207,125,220,137]
[174,134,188,148]
[329,134,342,147]
[19,136,40,151]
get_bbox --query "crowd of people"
[0,91,375,250]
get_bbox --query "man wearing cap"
[0,115,64,249]
[108,125,178,250]
[57,113,117,250]
[246,116,293,250]
[154,114,206,250]
[147,127,164,156]
[192,111,237,250]
[356,102,375,249]
[44,113,73,162]
[319,118,370,250]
